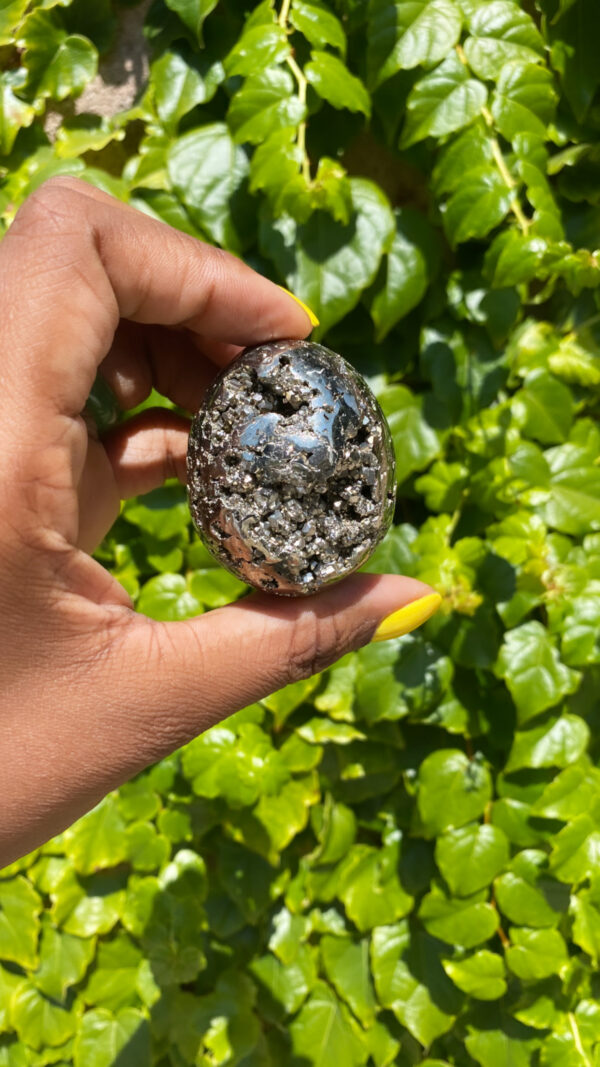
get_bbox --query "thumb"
[115,573,441,755]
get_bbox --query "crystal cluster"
[187,339,396,596]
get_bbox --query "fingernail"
[277,286,320,328]
[371,593,443,643]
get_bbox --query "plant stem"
[568,1013,592,1067]
[280,3,311,182]
[481,105,530,235]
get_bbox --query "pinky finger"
[102,408,191,499]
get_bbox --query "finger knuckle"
[286,613,345,683]
[13,176,86,234]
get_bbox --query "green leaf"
[505,927,568,980]
[465,1009,541,1067]
[227,67,305,144]
[533,763,600,819]
[164,0,218,42]
[539,445,600,537]
[64,795,127,876]
[0,72,35,155]
[260,178,394,336]
[443,168,513,247]
[367,0,463,87]
[418,750,492,836]
[73,1008,150,1067]
[188,567,247,607]
[491,62,557,142]
[549,813,600,883]
[377,385,440,482]
[495,621,581,724]
[305,50,370,115]
[290,0,346,55]
[289,981,367,1066]
[321,936,376,1026]
[51,870,125,938]
[442,950,507,1000]
[494,852,567,927]
[506,713,589,772]
[19,10,97,102]
[0,0,28,46]
[338,844,413,932]
[168,123,251,251]
[570,890,600,966]
[436,824,510,896]
[511,370,574,445]
[10,984,75,1051]
[137,572,203,621]
[249,947,316,1018]
[371,922,461,1046]
[225,23,290,78]
[124,821,170,872]
[152,45,224,129]
[463,0,545,80]
[401,52,487,148]
[124,485,189,539]
[369,208,430,340]
[82,935,144,1011]
[419,882,499,947]
[33,916,95,1000]
[0,876,41,969]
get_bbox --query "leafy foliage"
[2,0,600,1063]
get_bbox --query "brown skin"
[0,177,434,866]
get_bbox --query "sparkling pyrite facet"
[186,339,397,596]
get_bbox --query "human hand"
[0,177,439,865]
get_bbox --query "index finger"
[0,176,312,419]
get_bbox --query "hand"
[0,177,437,865]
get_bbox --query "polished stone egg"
[187,339,396,596]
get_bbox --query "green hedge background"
[2,0,600,1063]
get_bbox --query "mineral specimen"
[187,339,396,596]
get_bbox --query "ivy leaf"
[419,882,499,947]
[511,370,574,444]
[82,935,144,1012]
[494,851,568,927]
[19,9,97,102]
[549,813,600,883]
[225,23,290,78]
[168,123,251,251]
[491,63,557,142]
[33,916,95,1001]
[249,947,316,1018]
[0,876,41,969]
[505,927,568,980]
[495,621,581,724]
[367,0,463,88]
[369,208,431,341]
[463,0,545,80]
[443,168,513,246]
[63,795,127,876]
[163,0,218,43]
[0,72,35,155]
[371,922,461,1046]
[305,50,370,115]
[0,0,28,46]
[73,1008,150,1067]
[290,0,346,55]
[289,980,367,1066]
[401,52,487,148]
[152,45,224,130]
[377,385,440,482]
[137,573,204,621]
[227,67,305,144]
[435,824,510,896]
[338,844,414,931]
[418,750,492,836]
[442,951,507,1000]
[321,935,377,1026]
[539,444,600,537]
[260,178,394,336]
[570,890,600,966]
[505,713,589,773]
[10,983,75,1051]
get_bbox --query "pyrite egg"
[186,339,396,596]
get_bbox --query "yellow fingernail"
[371,593,443,643]
[277,286,320,328]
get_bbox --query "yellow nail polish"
[371,593,443,643]
[277,286,320,328]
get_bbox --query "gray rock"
[187,340,396,596]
